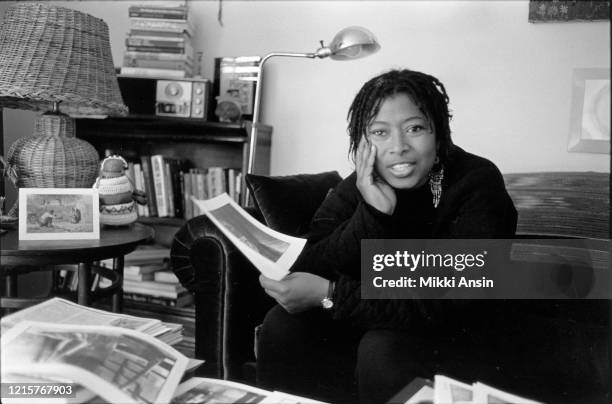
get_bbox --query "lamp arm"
[244,51,320,205]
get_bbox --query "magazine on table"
[192,193,306,280]
[1,321,189,404]
[0,297,181,343]
[171,377,328,404]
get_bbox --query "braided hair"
[347,69,453,165]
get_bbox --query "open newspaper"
[0,297,183,345]
[192,193,306,280]
[1,321,189,404]
[172,377,328,404]
[399,374,542,404]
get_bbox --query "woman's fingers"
[364,144,376,184]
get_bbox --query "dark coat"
[290,145,517,330]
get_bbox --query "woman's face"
[366,93,438,190]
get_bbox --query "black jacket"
[290,145,517,330]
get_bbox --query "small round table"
[0,223,154,312]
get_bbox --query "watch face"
[321,298,334,310]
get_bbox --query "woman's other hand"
[259,272,329,314]
[356,138,396,215]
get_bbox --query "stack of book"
[99,245,194,308]
[121,2,194,78]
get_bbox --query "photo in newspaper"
[172,377,270,403]
[1,321,188,404]
[192,193,306,280]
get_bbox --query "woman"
[257,69,518,403]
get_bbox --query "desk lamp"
[245,26,380,204]
[0,3,127,214]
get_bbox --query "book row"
[127,155,242,220]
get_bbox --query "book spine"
[124,50,193,62]
[123,292,193,307]
[129,6,188,20]
[129,18,193,32]
[130,29,190,38]
[122,57,193,71]
[151,155,169,217]
[126,46,189,54]
[120,67,186,79]
[169,159,184,218]
[163,160,175,218]
[228,168,236,202]
[126,37,188,48]
[133,163,146,217]
[140,156,158,217]
[154,270,180,283]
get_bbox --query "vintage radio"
[117,76,211,119]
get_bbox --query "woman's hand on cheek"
[356,139,396,215]
[259,273,329,314]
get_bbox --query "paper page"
[404,385,434,404]
[172,377,271,403]
[262,391,330,403]
[1,321,188,404]
[193,193,306,280]
[472,382,542,404]
[433,375,473,404]
[0,297,160,336]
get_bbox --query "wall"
[2,1,610,188]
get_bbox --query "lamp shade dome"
[328,26,381,60]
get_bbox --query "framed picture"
[19,188,100,240]
[568,68,610,154]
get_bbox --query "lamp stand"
[245,52,319,206]
[5,111,100,216]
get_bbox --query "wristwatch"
[321,281,335,310]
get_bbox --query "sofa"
[170,171,610,402]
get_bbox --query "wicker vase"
[7,113,100,188]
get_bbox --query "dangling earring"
[429,156,443,208]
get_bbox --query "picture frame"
[567,68,610,154]
[19,188,100,240]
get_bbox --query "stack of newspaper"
[0,301,326,403]
[0,298,183,345]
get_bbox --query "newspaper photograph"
[1,321,188,404]
[172,377,271,403]
[0,298,161,337]
[192,193,306,280]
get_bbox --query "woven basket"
[6,113,100,188]
[0,3,127,116]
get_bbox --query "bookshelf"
[76,115,271,218]
[76,115,272,337]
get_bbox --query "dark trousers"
[256,305,611,404]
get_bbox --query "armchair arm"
[170,208,275,380]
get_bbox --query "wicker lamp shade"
[0,3,127,116]
[0,3,128,195]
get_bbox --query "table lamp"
[0,3,128,212]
